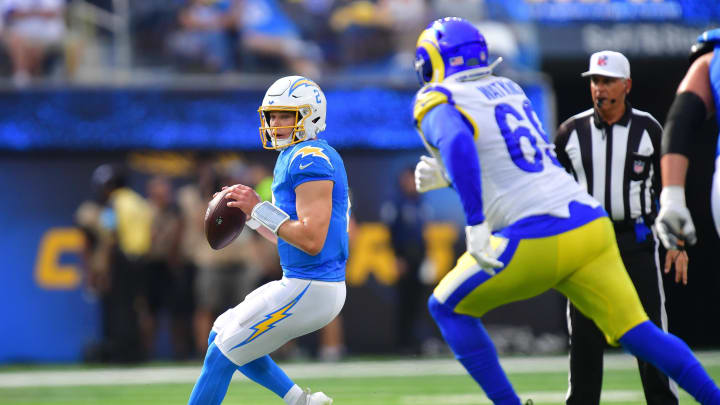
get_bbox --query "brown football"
[204,188,246,250]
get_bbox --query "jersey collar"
[593,100,632,129]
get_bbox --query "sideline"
[1,352,720,388]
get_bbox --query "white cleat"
[303,388,333,405]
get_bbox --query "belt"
[612,220,636,234]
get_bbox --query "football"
[204,188,246,250]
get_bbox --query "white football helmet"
[258,76,327,150]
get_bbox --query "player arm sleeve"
[421,104,485,225]
[661,91,708,158]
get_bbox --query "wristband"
[660,186,686,207]
[250,201,290,234]
[246,218,261,230]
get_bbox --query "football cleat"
[302,388,333,405]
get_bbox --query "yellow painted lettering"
[346,223,397,286]
[34,228,84,290]
[423,222,459,284]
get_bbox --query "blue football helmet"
[690,28,720,64]
[414,17,501,85]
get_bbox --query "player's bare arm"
[661,52,714,188]
[279,180,333,256]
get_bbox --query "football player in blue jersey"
[187,76,349,405]
[656,29,720,251]
[412,17,720,405]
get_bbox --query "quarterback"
[412,17,720,405]
[188,76,349,405]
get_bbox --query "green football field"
[2,352,720,404]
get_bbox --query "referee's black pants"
[566,226,678,405]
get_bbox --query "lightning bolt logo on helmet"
[258,76,327,150]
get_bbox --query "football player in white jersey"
[413,17,720,405]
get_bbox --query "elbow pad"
[661,92,708,157]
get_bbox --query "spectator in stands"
[142,175,195,359]
[0,0,66,86]
[328,0,395,67]
[328,0,427,74]
[238,0,322,77]
[167,0,239,73]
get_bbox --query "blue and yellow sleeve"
[418,100,485,226]
[288,144,335,187]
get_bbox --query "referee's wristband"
[248,201,290,235]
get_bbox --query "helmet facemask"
[258,105,313,150]
[258,76,327,150]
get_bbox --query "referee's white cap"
[581,50,630,79]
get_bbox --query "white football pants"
[212,277,345,366]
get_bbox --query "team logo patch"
[633,159,645,174]
[230,283,311,349]
[291,146,331,165]
[597,55,608,66]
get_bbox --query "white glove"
[655,186,697,250]
[466,223,504,271]
[415,155,450,193]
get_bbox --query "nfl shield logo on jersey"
[633,159,645,175]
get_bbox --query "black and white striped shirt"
[554,103,662,227]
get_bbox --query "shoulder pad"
[290,144,332,166]
[690,29,720,64]
[413,84,453,127]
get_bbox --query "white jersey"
[413,74,599,231]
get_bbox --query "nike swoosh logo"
[299,162,314,170]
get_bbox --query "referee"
[554,50,688,405]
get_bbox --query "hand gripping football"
[204,188,246,250]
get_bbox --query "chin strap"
[246,201,290,234]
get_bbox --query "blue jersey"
[272,139,349,281]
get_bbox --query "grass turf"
[2,360,719,404]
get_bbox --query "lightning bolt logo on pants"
[230,283,311,349]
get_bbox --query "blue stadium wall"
[0,81,561,363]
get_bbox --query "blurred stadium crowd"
[0,0,497,87]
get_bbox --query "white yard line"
[401,390,648,404]
[1,352,719,388]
